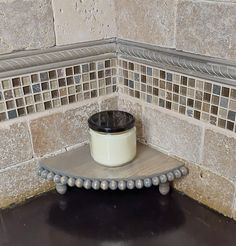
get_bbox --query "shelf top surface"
[39,143,184,180]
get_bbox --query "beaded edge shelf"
[38,164,188,196]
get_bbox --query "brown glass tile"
[42,82,50,91]
[6,100,15,109]
[204,82,212,93]
[51,90,59,98]
[69,95,77,103]
[203,93,211,102]
[12,78,21,87]
[222,87,230,97]
[187,98,194,107]
[218,118,226,129]
[59,78,66,87]
[30,74,38,83]
[106,77,112,86]
[153,87,158,96]
[141,65,146,74]
[74,66,81,74]
[166,101,171,109]
[194,110,201,120]
[67,77,74,85]
[141,75,146,83]
[49,70,57,79]
[181,76,187,86]
[160,70,165,79]
[124,79,128,87]
[211,105,218,115]
[17,107,26,117]
[16,98,24,107]
[98,70,104,79]
[104,60,111,68]
[153,78,158,87]
[61,97,68,105]
[173,84,179,93]
[83,83,90,91]
[135,90,140,98]
[44,101,52,110]
[128,62,134,71]
[227,121,234,131]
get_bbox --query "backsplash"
[0,58,117,121]
[118,59,236,133]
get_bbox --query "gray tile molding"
[1,38,236,87]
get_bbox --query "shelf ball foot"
[159,183,170,195]
[56,184,67,195]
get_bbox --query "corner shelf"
[38,143,188,195]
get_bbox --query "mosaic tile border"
[0,59,117,121]
[118,59,236,133]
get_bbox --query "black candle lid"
[88,110,135,133]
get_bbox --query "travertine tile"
[176,0,236,60]
[174,162,234,218]
[100,96,118,111]
[30,102,99,157]
[0,160,53,208]
[202,129,236,179]
[118,96,143,140]
[143,105,203,163]
[0,122,33,169]
[0,0,55,55]
[115,0,177,47]
[52,0,116,45]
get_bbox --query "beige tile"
[100,96,118,111]
[52,0,116,45]
[30,102,99,157]
[143,106,203,163]
[0,122,33,169]
[202,129,236,179]
[176,0,236,60]
[0,160,53,208]
[174,162,234,218]
[118,96,143,140]
[115,0,177,47]
[0,0,55,55]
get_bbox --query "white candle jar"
[88,110,136,167]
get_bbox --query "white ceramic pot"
[88,111,136,167]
